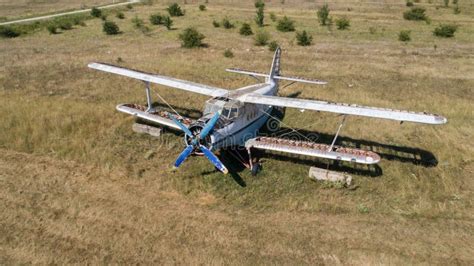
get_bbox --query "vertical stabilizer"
[267,47,281,82]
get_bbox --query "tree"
[103,21,120,35]
[163,16,173,30]
[167,3,184,17]
[255,0,265,27]
[91,7,102,18]
[240,23,253,35]
[276,16,295,32]
[335,17,350,30]
[317,4,330,26]
[296,30,312,46]
[179,27,205,48]
[398,30,411,42]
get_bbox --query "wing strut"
[144,81,153,113]
[329,115,347,152]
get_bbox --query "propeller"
[169,113,228,174]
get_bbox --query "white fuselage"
[205,80,278,150]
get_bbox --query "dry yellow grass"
[0,0,473,264]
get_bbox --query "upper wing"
[88,62,229,97]
[239,93,447,125]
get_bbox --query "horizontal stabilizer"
[226,68,327,85]
[245,137,380,164]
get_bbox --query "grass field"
[0,0,473,264]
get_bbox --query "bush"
[0,26,20,38]
[255,1,265,27]
[398,30,411,42]
[212,20,220,27]
[406,1,414,7]
[433,24,457,38]
[58,21,73,30]
[239,23,253,36]
[199,5,206,11]
[223,49,234,58]
[167,3,184,17]
[47,24,58,34]
[317,4,330,26]
[103,21,120,35]
[254,30,270,46]
[268,41,278,52]
[403,7,428,21]
[100,15,107,21]
[270,12,277,22]
[150,14,163,25]
[453,5,460,14]
[116,12,125,19]
[162,16,173,30]
[296,30,312,46]
[276,16,295,32]
[132,16,144,28]
[222,18,234,29]
[179,27,205,48]
[336,17,350,30]
[444,0,449,7]
[126,4,133,9]
[91,7,102,18]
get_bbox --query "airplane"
[88,47,447,175]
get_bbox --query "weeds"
[268,41,278,51]
[255,0,265,27]
[399,30,411,42]
[0,26,20,38]
[403,7,429,22]
[223,49,234,58]
[91,7,102,18]
[47,24,58,34]
[222,18,234,29]
[116,12,125,19]
[254,30,270,46]
[317,4,331,26]
[163,16,173,30]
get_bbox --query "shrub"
[47,24,58,34]
[199,5,206,11]
[132,16,144,28]
[240,23,253,35]
[268,41,278,51]
[150,14,162,25]
[126,4,133,9]
[101,15,108,21]
[255,1,265,27]
[453,5,460,14]
[59,21,73,30]
[254,30,270,46]
[369,26,377,34]
[0,26,20,38]
[222,18,234,29]
[433,24,457,38]
[296,30,312,46]
[317,4,330,26]
[179,27,205,48]
[212,20,220,27]
[270,12,277,22]
[103,21,120,35]
[91,7,102,18]
[276,16,295,32]
[406,1,414,7]
[167,3,184,17]
[443,0,449,7]
[336,17,350,30]
[163,16,173,30]
[223,49,234,58]
[116,12,125,19]
[398,30,411,42]
[403,7,427,21]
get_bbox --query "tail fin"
[268,47,281,82]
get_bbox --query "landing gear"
[251,162,261,176]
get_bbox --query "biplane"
[88,48,446,175]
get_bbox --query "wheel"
[251,163,261,176]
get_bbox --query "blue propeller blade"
[168,114,193,137]
[174,145,194,168]
[199,112,220,139]
[200,145,228,174]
